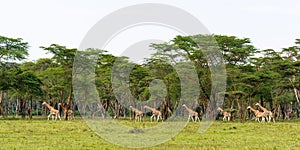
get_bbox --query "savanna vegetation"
[1,34,300,149]
[0,119,299,149]
[1,34,300,121]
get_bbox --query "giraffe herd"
[42,101,275,123]
[217,103,276,123]
[42,102,75,121]
[129,104,201,122]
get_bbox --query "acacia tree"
[9,69,43,119]
[281,40,300,105]
[0,36,28,118]
[40,44,76,120]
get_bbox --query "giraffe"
[58,103,75,120]
[144,105,163,122]
[255,103,275,122]
[217,107,231,121]
[182,104,200,122]
[129,106,143,122]
[42,102,61,120]
[247,106,266,122]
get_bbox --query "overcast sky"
[1,0,300,61]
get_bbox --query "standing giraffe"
[247,106,265,122]
[182,104,200,122]
[255,103,275,122]
[58,103,75,120]
[217,107,231,121]
[144,105,163,122]
[129,106,143,122]
[42,102,61,120]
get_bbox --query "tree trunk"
[230,99,234,109]
[0,91,5,119]
[20,97,26,119]
[260,97,264,107]
[36,100,39,117]
[16,98,19,117]
[269,100,273,111]
[277,104,281,120]
[29,96,33,119]
[293,88,299,104]
[162,98,170,120]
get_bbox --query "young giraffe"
[42,102,61,120]
[58,103,75,120]
[129,106,143,122]
[255,103,275,123]
[144,105,163,122]
[182,104,200,122]
[247,106,265,122]
[217,107,231,121]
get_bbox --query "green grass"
[0,118,299,149]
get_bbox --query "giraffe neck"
[258,104,267,111]
[183,106,192,112]
[249,107,257,113]
[60,105,67,111]
[44,103,53,110]
[131,107,139,112]
[145,106,155,112]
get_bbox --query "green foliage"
[0,35,28,62]
[1,34,300,120]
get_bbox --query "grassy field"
[0,118,299,150]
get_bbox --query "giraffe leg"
[256,117,260,122]
[261,117,264,123]
[158,115,163,122]
[195,116,200,122]
[191,116,195,122]
[150,115,154,122]
[47,114,51,120]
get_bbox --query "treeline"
[0,34,299,120]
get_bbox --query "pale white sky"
[1,0,300,61]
